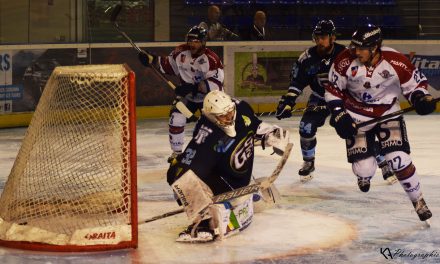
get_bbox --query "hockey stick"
[258,105,327,117]
[109,4,196,121]
[139,142,293,224]
[357,97,440,128]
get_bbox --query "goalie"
[167,90,290,243]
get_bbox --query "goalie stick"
[357,97,440,128]
[139,142,293,225]
[109,4,196,121]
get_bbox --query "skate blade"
[386,176,398,185]
[300,174,313,183]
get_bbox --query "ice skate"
[167,151,182,164]
[378,160,397,185]
[176,219,216,243]
[299,159,314,183]
[357,176,372,193]
[412,197,432,224]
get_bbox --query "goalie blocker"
[167,90,291,242]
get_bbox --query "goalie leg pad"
[252,180,280,212]
[253,177,281,203]
[171,170,213,222]
[217,195,254,240]
[176,195,254,243]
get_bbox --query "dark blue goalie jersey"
[167,100,262,195]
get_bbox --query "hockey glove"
[138,50,157,67]
[175,83,199,97]
[262,126,290,156]
[329,102,357,140]
[411,91,436,115]
[275,91,299,120]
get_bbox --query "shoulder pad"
[204,49,223,68]
[333,49,353,74]
[193,123,216,145]
[382,48,415,75]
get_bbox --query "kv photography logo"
[380,247,440,261]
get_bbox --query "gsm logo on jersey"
[231,135,254,173]
[84,231,116,240]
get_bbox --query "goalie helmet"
[186,26,208,44]
[202,90,237,137]
[350,24,382,48]
[312,20,336,38]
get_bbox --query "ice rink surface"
[0,114,440,264]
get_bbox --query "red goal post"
[0,64,137,251]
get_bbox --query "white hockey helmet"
[202,90,237,137]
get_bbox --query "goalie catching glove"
[275,89,299,120]
[256,123,290,155]
[138,50,157,67]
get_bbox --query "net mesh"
[0,65,136,247]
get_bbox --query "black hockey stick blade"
[110,4,122,23]
[139,143,293,225]
[357,97,440,128]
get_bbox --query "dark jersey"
[167,100,262,195]
[289,43,346,98]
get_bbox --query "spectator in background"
[244,11,269,41]
[199,5,239,41]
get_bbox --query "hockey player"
[276,20,396,184]
[275,20,396,184]
[138,26,224,161]
[167,90,290,242]
[325,24,437,222]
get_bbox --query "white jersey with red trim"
[325,47,429,126]
[159,44,224,103]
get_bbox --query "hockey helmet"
[202,90,237,137]
[312,20,336,38]
[186,26,208,43]
[350,24,382,48]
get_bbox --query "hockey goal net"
[0,64,137,251]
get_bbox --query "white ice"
[0,114,440,264]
